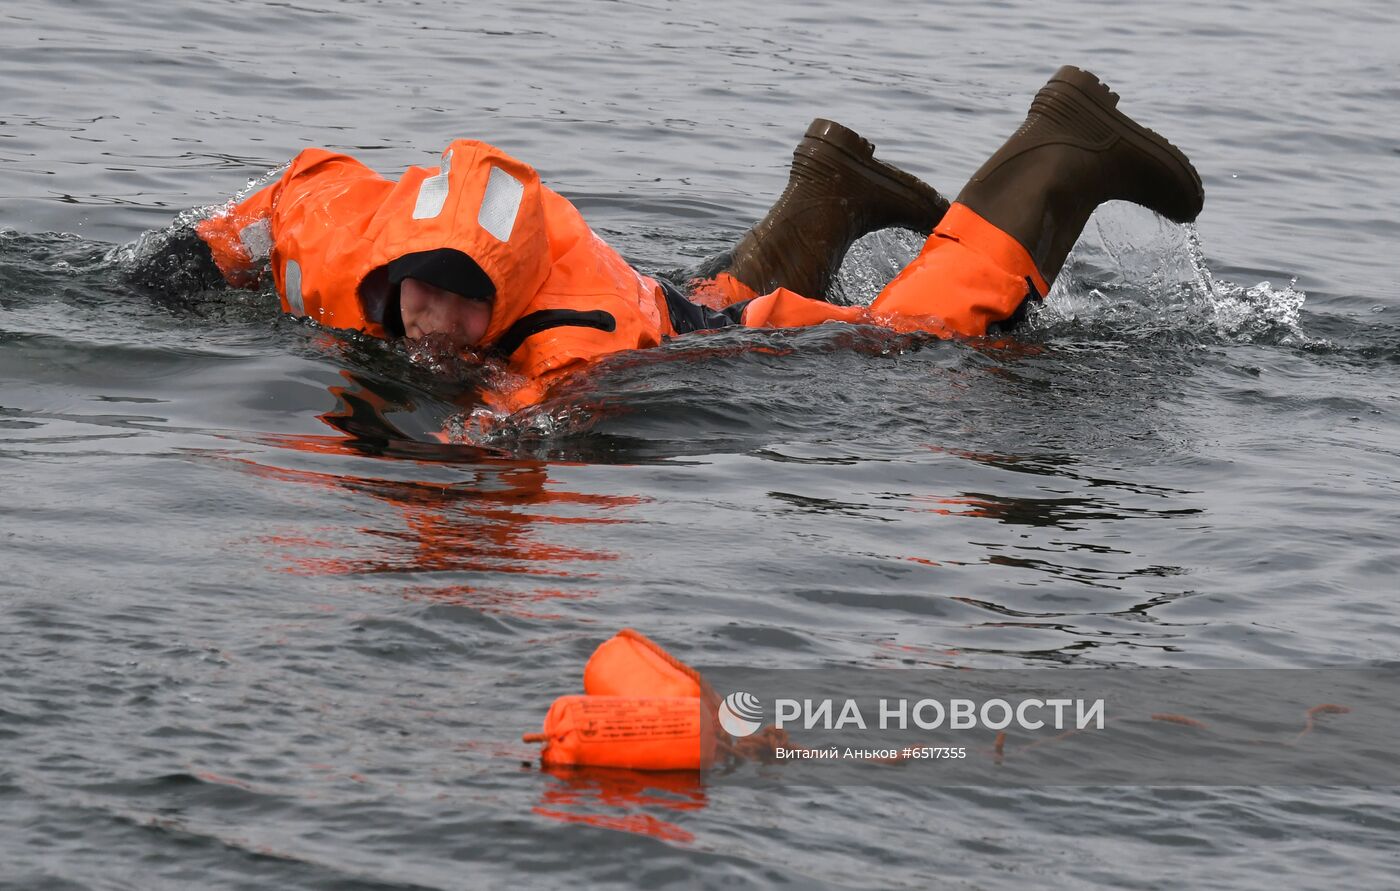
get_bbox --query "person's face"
[399,277,492,349]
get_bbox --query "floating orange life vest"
[526,629,717,771]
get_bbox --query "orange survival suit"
[196,139,1046,408]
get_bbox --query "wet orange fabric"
[685,271,757,309]
[869,202,1049,337]
[533,696,716,771]
[733,204,1044,339]
[197,149,412,337]
[584,628,705,700]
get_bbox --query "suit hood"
[365,139,552,346]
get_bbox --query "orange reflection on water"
[227,451,642,618]
[532,766,708,844]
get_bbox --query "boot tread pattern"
[797,126,950,221]
[1046,65,1204,216]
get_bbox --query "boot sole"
[1044,66,1204,221]
[800,118,951,220]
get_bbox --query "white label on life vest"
[239,219,272,261]
[412,150,453,220]
[478,165,523,242]
[284,259,305,316]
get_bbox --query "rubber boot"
[955,65,1205,290]
[721,119,951,300]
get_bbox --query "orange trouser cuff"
[738,287,868,328]
[869,203,1049,337]
[686,272,759,310]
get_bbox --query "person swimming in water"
[130,66,1203,409]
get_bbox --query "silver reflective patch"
[412,150,453,220]
[478,166,524,242]
[239,219,272,261]
[284,259,305,316]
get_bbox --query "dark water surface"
[4,0,1400,888]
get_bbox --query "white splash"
[1033,204,1308,345]
[105,162,290,268]
[830,227,924,306]
[828,207,1307,346]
